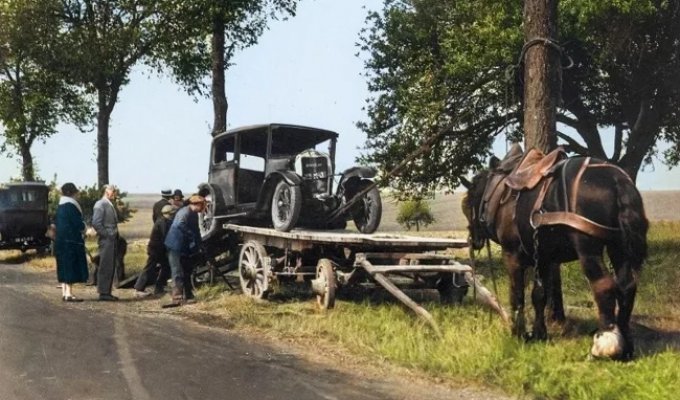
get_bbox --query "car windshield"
[270,126,336,157]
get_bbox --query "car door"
[209,134,237,209]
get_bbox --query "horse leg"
[503,250,526,337]
[576,239,626,358]
[608,246,639,360]
[547,262,566,323]
[529,262,555,341]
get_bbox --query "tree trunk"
[211,14,227,136]
[97,90,111,187]
[523,0,559,153]
[19,141,35,181]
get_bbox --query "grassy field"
[6,190,680,399]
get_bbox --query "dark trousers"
[167,250,195,301]
[134,252,170,293]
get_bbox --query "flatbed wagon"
[200,224,507,330]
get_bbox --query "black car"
[198,123,381,238]
[0,182,51,252]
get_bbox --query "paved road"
[0,262,505,400]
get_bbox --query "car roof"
[215,123,339,140]
[213,124,339,158]
[0,181,48,189]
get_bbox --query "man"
[134,204,176,297]
[171,189,185,207]
[92,184,120,301]
[152,188,172,223]
[163,195,206,307]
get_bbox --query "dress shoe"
[98,294,119,301]
[63,295,84,302]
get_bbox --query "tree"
[359,0,680,195]
[54,0,170,186]
[522,0,559,152]
[157,0,297,135]
[0,0,90,181]
[396,199,435,231]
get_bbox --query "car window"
[213,135,236,164]
[270,127,336,156]
[240,154,265,172]
[1,187,46,209]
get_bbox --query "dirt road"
[0,262,510,400]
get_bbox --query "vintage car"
[0,182,51,252]
[198,123,382,239]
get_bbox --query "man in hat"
[134,204,177,297]
[171,189,185,208]
[163,195,206,307]
[152,188,172,223]
[92,184,120,301]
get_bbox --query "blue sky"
[1,0,678,192]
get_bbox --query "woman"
[54,182,89,301]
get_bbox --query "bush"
[47,178,136,225]
[396,199,435,231]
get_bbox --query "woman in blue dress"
[54,182,89,301]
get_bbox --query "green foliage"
[155,0,298,97]
[396,199,435,231]
[359,0,680,195]
[0,0,92,181]
[46,177,136,225]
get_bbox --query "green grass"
[8,218,680,399]
[186,221,680,399]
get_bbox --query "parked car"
[0,182,51,252]
[198,123,382,239]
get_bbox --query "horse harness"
[478,149,623,249]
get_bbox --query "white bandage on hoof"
[591,326,624,359]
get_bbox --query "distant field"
[120,190,680,240]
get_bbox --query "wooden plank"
[224,224,468,250]
[357,264,473,274]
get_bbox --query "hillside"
[125,190,679,235]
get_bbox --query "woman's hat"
[173,189,184,199]
[61,182,79,196]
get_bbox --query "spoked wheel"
[271,180,302,232]
[350,180,382,234]
[314,258,336,309]
[238,240,270,299]
[198,183,221,241]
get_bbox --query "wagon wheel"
[239,240,270,299]
[350,180,382,234]
[315,259,336,309]
[198,183,222,241]
[271,180,302,232]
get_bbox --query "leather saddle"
[505,147,567,191]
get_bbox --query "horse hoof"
[591,327,624,359]
[524,331,547,342]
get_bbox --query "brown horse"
[461,146,648,360]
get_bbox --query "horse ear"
[489,156,500,169]
[460,177,471,189]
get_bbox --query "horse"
[461,145,648,360]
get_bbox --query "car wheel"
[351,180,382,234]
[198,183,222,241]
[271,180,302,232]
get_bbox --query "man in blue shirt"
[163,195,206,306]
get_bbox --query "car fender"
[338,166,377,191]
[256,171,302,210]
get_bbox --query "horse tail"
[614,174,649,269]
